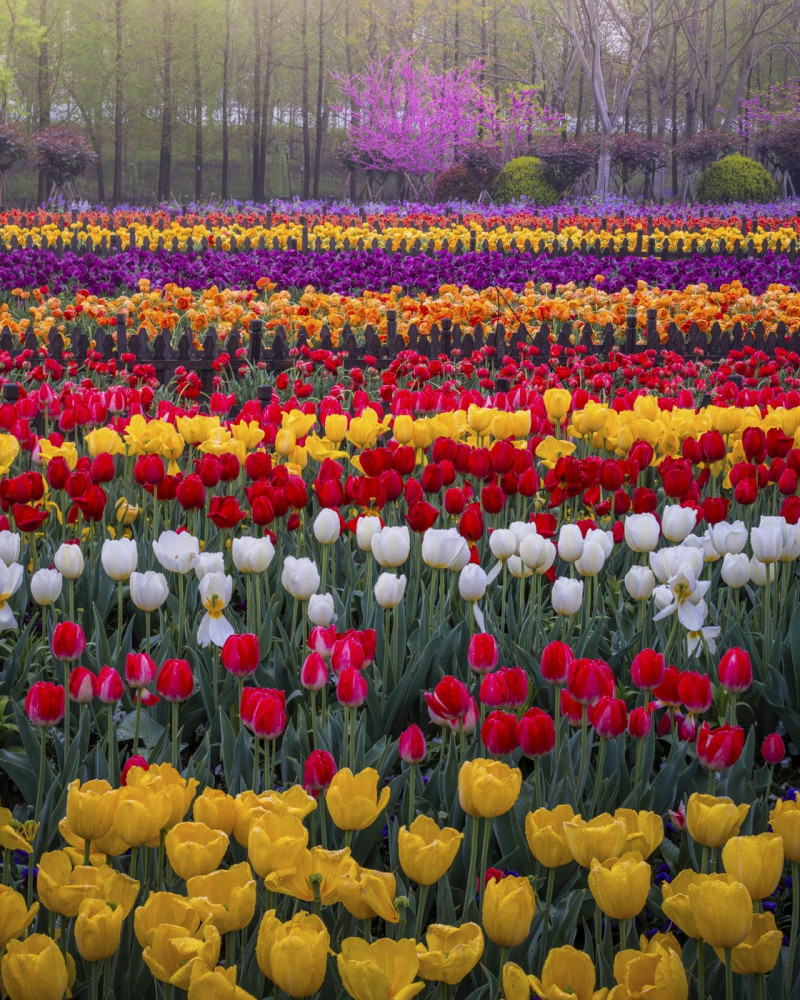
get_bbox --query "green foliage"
[434,164,485,202]
[696,153,777,204]
[489,156,559,206]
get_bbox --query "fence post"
[116,312,128,360]
[625,312,637,353]
[249,319,263,365]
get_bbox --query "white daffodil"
[197,571,234,647]
[686,625,721,657]
[652,566,710,631]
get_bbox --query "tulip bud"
[96,666,124,703]
[30,567,62,606]
[720,552,749,588]
[467,633,498,674]
[661,504,697,543]
[678,671,713,715]
[313,508,341,545]
[53,542,85,580]
[100,538,138,581]
[251,691,287,740]
[221,633,260,678]
[156,659,194,702]
[717,648,752,694]
[517,708,555,757]
[129,570,169,612]
[761,733,785,764]
[281,556,321,600]
[501,666,529,708]
[374,572,406,609]
[557,524,584,563]
[627,706,652,739]
[356,516,382,552]
[25,681,65,726]
[540,640,574,685]
[121,755,149,785]
[624,513,661,553]
[68,667,96,704]
[697,722,745,771]
[125,652,158,689]
[300,652,328,691]
[630,648,665,690]
[589,696,627,738]
[551,577,583,615]
[624,565,655,601]
[51,620,86,662]
[309,625,337,659]
[568,657,614,706]
[303,749,337,796]
[489,528,516,561]
[232,535,275,573]
[398,724,426,764]
[337,667,368,708]
[481,710,519,756]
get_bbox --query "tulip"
[300,652,328,691]
[398,814,462,885]
[0,934,69,1000]
[588,851,651,920]
[627,706,652,738]
[524,805,575,868]
[157,659,193,702]
[425,676,470,723]
[164,820,229,880]
[624,512,661,553]
[611,940,688,999]
[374,572,406,608]
[715,912,783,974]
[125,651,157,689]
[257,910,330,997]
[142,922,221,989]
[186,862,257,933]
[74,897,126,962]
[717,648,752,694]
[66,779,118,843]
[96,666,123,703]
[336,867,399,923]
[303,749,337,797]
[53,542,84,580]
[557,523,584,562]
[152,530,200,573]
[501,962,532,1000]
[662,504,697,542]
[624,565,655,601]
[539,640,574,685]
[186,965,256,1000]
[686,793,750,848]
[68,666,95,704]
[630,648,665,690]
[193,551,225,581]
[281,556,320,600]
[762,732,785,764]
[100,538,138,581]
[129,570,169,612]
[467,632,498,674]
[575,539,605,577]
[529,946,597,1000]
[416,923,484,984]
[517,709,555,757]
[543,388,571,422]
[193,788,236,835]
[197,572,234,648]
[398,725,426,764]
[326,767,390,831]
[589,696,627,738]
[458,758,521,818]
[337,667,368,708]
[458,563,487,602]
[421,527,470,570]
[307,593,334,627]
[0,886,38,950]
[313,508,341,545]
[221,633,260,678]
[25,681,65,727]
[356,515,382,552]
[689,876,753,949]
[563,813,627,867]
[696,722,744,771]
[750,523,783,563]
[338,937,424,1000]
[51,620,86,662]
[371,525,411,567]
[721,552,750,587]
[678,671,712,714]
[489,529,516,561]
[0,530,20,564]
[722,833,784,900]
[551,577,583,615]
[568,657,614,705]
[30,568,62,605]
[248,811,308,878]
[232,535,275,573]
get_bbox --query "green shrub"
[696,153,777,204]
[489,156,559,205]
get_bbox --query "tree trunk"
[112,0,124,203]
[221,0,231,199]
[312,0,325,197]
[95,139,105,203]
[157,0,173,201]
[301,0,311,199]
[192,15,203,201]
[37,0,50,203]
[251,0,262,200]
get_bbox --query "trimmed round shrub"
[489,156,559,205]
[696,153,777,204]
[434,164,485,202]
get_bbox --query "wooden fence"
[0,309,798,398]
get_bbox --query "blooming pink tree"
[332,51,562,199]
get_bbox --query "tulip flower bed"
[2,201,800,1000]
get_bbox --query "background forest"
[0,0,798,205]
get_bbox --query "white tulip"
[780,529,800,563]
[509,521,537,548]
[721,553,750,588]
[534,540,558,574]
[281,556,320,600]
[652,584,674,613]
[749,556,777,587]
[356,516,382,552]
[751,524,783,564]
[53,543,84,580]
[0,560,23,629]
[0,531,20,566]
[661,505,697,543]
[308,593,335,626]
[101,538,138,582]
[193,551,225,581]
[197,571,234,648]
[152,530,200,574]
[575,540,605,577]
[129,570,169,612]
[650,544,704,584]
[374,572,407,609]
[624,513,661,553]
[459,564,487,602]
[557,524,584,563]
[371,525,411,568]
[30,567,62,606]
[585,528,613,559]
[489,529,517,561]
[421,528,470,571]
[686,532,719,563]
[232,536,275,573]
[551,577,583,615]
[519,534,544,570]
[708,520,748,556]
[507,555,533,579]
[313,509,341,545]
[624,565,655,601]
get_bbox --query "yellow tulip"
[688,877,753,949]
[186,862,257,933]
[529,945,597,1000]
[614,809,664,859]
[509,410,532,439]
[126,763,198,831]
[543,388,571,423]
[112,786,171,847]
[0,433,20,475]
[0,808,33,854]
[134,891,201,947]
[769,797,800,862]
[74,898,126,962]
[229,420,265,450]
[393,415,414,445]
[0,934,68,1000]
[66,779,118,843]
[416,923,484,985]
[661,870,729,939]
[398,815,463,885]
[326,768,391,831]
[482,875,536,947]
[611,941,689,1000]
[721,833,784,900]
[525,805,575,868]
[325,414,348,443]
[193,787,236,835]
[0,886,38,949]
[186,964,257,1000]
[275,428,296,456]
[85,427,125,458]
[142,922,221,989]
[501,962,533,1000]
[248,811,309,877]
[714,912,783,975]
[337,937,425,1000]
[114,498,139,526]
[175,415,220,446]
[588,852,651,920]
[36,851,101,917]
[37,439,78,470]
[467,405,495,435]
[563,814,627,867]
[256,910,330,997]
[534,436,576,469]
[335,867,399,923]
[165,821,229,880]
[685,793,749,848]
[458,759,521,818]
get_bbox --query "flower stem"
[63,660,71,760]
[406,765,416,830]
[478,817,492,912]
[170,701,179,770]
[414,883,429,941]
[698,940,706,1000]
[725,948,733,1000]
[465,815,480,914]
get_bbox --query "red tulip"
[176,474,206,511]
[121,755,149,786]
[398,724,426,764]
[479,671,511,708]
[303,749,337,797]
[331,635,366,675]
[467,633,498,674]
[678,671,712,715]
[481,710,518,756]
[500,666,529,709]
[568,658,615,706]
[96,666,124,704]
[653,665,682,706]
[539,640,574,685]
[12,503,48,532]
[630,648,665,690]
[125,652,158,689]
[742,426,768,463]
[134,454,165,486]
[251,691,287,740]
[68,667,96,704]
[46,456,71,491]
[560,688,584,726]
[405,500,439,533]
[761,733,785,764]
[300,652,328,691]
[156,659,194,702]
[207,495,247,529]
[517,708,555,757]
[627,706,652,739]
[221,633,260,678]
[336,667,368,707]
[25,681,65,726]
[90,453,116,484]
[696,722,744,771]
[717,648,752,694]
[52,621,86,662]
[308,625,337,660]
[589,696,628,738]
[424,676,470,723]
